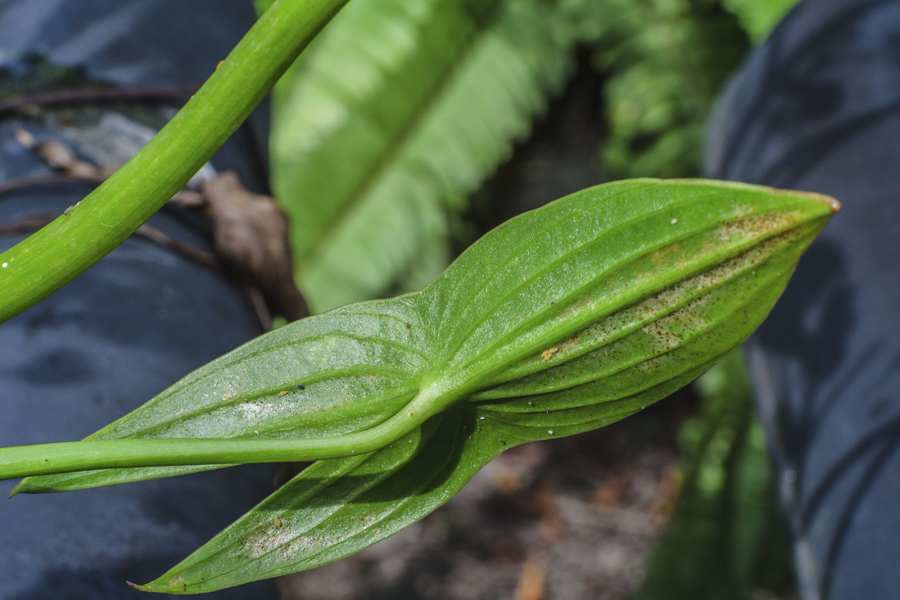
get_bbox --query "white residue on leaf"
[242,519,296,559]
[239,400,274,418]
[220,384,238,402]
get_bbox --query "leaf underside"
[15,179,836,593]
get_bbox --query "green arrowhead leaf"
[5,179,837,592]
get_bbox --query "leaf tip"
[792,189,841,215]
[8,480,26,498]
[766,185,841,216]
[130,574,188,594]
[9,476,49,496]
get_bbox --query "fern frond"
[270,0,579,312]
[570,0,749,179]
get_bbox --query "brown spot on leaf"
[641,321,681,352]
[558,334,580,353]
[716,212,795,243]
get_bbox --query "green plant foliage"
[0,0,350,325]
[570,0,749,179]
[721,0,800,42]
[633,350,795,600]
[270,0,579,313]
[2,179,837,592]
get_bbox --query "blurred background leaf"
[720,0,801,42]
[580,0,749,179]
[265,0,802,313]
[632,351,795,600]
[269,0,580,313]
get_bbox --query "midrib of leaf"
[276,0,580,312]
[453,208,747,368]
[437,189,758,371]
[91,351,419,439]
[129,383,417,440]
[293,9,496,275]
[273,0,490,257]
[474,241,792,396]
[437,183,680,359]
[432,189,632,356]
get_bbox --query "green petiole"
[1,382,455,487]
[0,0,350,325]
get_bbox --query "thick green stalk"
[1,382,455,488]
[0,0,349,324]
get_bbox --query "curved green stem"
[0,0,349,324]
[2,383,453,489]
